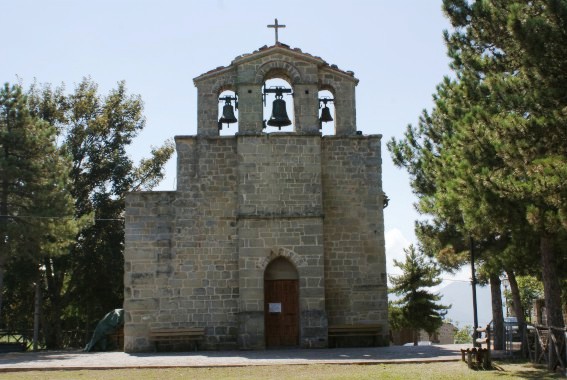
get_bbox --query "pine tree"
[442,0,567,329]
[389,245,450,346]
[389,0,567,366]
[24,78,174,347]
[0,83,79,324]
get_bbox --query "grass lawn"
[1,360,564,380]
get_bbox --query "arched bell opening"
[218,90,239,136]
[263,78,295,133]
[318,89,335,136]
[264,257,299,347]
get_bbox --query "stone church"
[123,37,388,351]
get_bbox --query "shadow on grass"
[489,359,565,379]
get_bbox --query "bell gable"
[193,44,358,136]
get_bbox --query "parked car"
[489,317,521,342]
[504,317,521,341]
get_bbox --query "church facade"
[123,43,388,352]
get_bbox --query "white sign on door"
[269,303,282,313]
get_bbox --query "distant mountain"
[438,281,493,328]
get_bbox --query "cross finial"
[267,18,286,44]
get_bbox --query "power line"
[0,214,124,222]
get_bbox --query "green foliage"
[504,275,544,323]
[0,83,80,325]
[389,245,450,341]
[1,78,174,347]
[388,0,567,330]
[453,324,473,344]
[0,83,78,258]
[388,302,406,332]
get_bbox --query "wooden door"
[264,279,299,347]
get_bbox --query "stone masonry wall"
[125,133,388,351]
[236,134,327,349]
[173,136,240,349]
[321,135,388,341]
[237,134,322,217]
[124,191,176,352]
[124,136,240,352]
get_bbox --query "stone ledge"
[237,213,324,220]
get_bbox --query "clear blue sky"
[2,0,457,279]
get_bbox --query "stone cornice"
[193,43,358,84]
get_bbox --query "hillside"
[439,281,493,327]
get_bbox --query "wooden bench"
[328,324,382,348]
[149,328,205,352]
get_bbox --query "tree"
[503,275,543,323]
[33,78,174,347]
[389,1,567,365]
[0,78,175,348]
[389,245,450,345]
[440,0,567,335]
[388,301,405,332]
[0,83,80,325]
[454,324,473,344]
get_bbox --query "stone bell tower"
[123,26,388,352]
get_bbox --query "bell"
[267,98,292,128]
[320,104,333,123]
[219,102,237,125]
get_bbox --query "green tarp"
[84,309,124,352]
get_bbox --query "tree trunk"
[0,121,10,327]
[33,276,41,351]
[506,269,527,355]
[413,329,418,346]
[540,235,565,370]
[489,274,504,351]
[540,235,565,328]
[0,255,5,326]
[506,270,525,325]
[0,175,9,325]
[43,257,63,349]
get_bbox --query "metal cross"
[267,18,286,44]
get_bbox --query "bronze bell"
[320,104,333,123]
[267,98,292,128]
[219,101,237,126]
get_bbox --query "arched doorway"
[264,257,299,347]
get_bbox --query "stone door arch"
[264,257,299,347]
